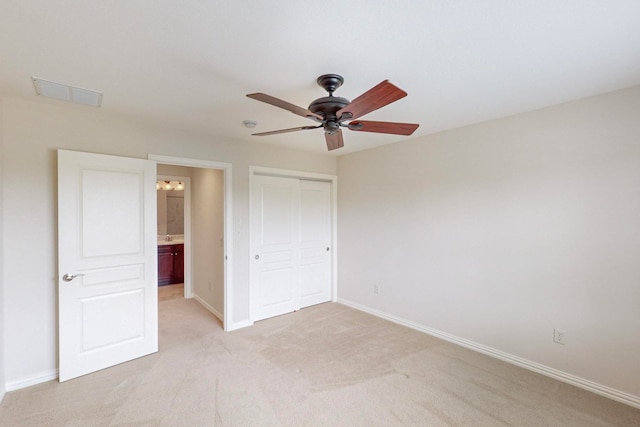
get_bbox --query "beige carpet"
[1,299,639,426]
[158,283,184,302]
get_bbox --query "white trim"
[249,166,338,324]
[337,298,640,410]
[250,165,337,182]
[193,294,223,322]
[6,369,59,392]
[157,174,192,298]
[228,320,253,330]
[149,154,233,331]
[150,155,232,171]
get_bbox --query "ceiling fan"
[246,74,419,151]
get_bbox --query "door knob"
[255,255,260,260]
[62,273,84,282]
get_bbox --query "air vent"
[31,77,103,107]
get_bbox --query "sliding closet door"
[251,175,332,322]
[298,180,332,308]
[251,175,300,321]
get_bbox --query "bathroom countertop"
[157,239,184,246]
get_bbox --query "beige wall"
[192,168,225,317]
[157,165,193,178]
[337,86,640,400]
[1,96,336,388]
[0,97,5,402]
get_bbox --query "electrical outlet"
[373,283,380,295]
[553,328,566,345]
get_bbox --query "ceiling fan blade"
[252,125,320,136]
[348,120,419,135]
[325,129,344,151]
[336,80,407,120]
[247,93,322,120]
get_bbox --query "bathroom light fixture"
[156,180,184,191]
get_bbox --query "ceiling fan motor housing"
[308,96,350,118]
[308,96,350,133]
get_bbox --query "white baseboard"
[337,298,640,410]
[192,294,253,331]
[5,369,58,392]
[228,320,253,331]
[193,294,223,322]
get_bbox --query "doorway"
[156,172,190,300]
[150,155,233,331]
[156,168,224,319]
[57,150,232,382]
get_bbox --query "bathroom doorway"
[153,156,231,330]
[157,172,189,301]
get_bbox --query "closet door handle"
[62,273,84,282]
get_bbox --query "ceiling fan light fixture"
[242,120,257,129]
[324,121,340,134]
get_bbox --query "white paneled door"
[298,180,332,308]
[57,150,157,382]
[251,175,332,322]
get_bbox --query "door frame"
[149,155,233,331]
[249,166,338,323]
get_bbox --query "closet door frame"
[249,166,337,323]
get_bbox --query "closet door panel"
[299,180,332,308]
[251,176,299,321]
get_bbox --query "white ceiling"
[2,1,640,156]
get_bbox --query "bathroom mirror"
[157,189,184,235]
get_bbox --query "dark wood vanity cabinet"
[173,244,184,283]
[158,243,184,285]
